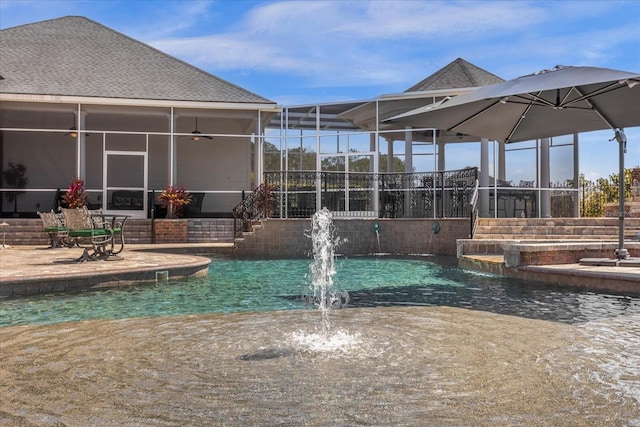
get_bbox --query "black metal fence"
[579,179,621,217]
[232,168,478,237]
[263,168,478,219]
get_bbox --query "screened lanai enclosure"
[0,101,276,219]
[245,96,579,223]
[0,96,579,222]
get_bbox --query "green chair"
[61,207,128,261]
[38,210,70,248]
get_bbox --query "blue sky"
[1,0,639,181]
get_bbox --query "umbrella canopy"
[386,65,640,143]
[387,65,640,259]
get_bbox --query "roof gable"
[405,58,504,92]
[0,16,273,104]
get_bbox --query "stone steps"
[475,218,640,241]
[462,218,640,263]
[473,234,626,240]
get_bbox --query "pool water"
[1,255,638,327]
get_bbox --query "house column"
[437,142,445,171]
[498,141,506,181]
[170,109,178,186]
[540,137,551,217]
[254,111,262,187]
[77,110,88,180]
[253,133,260,187]
[479,138,490,217]
[370,132,379,212]
[404,127,413,214]
[404,127,413,173]
[316,106,322,212]
[387,139,394,172]
[371,101,380,213]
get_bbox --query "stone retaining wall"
[458,256,640,295]
[0,218,234,246]
[459,239,640,267]
[233,218,470,257]
[503,242,640,267]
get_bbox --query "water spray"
[310,208,340,331]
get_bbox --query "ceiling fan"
[64,119,91,137]
[191,117,213,141]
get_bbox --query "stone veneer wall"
[233,218,470,258]
[0,218,234,246]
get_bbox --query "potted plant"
[62,178,88,208]
[159,185,192,219]
[3,162,28,215]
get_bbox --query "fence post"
[379,174,385,218]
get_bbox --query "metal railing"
[232,183,275,238]
[232,168,479,237]
[469,179,479,238]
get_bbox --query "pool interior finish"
[1,255,638,327]
[2,255,639,425]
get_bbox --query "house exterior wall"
[176,136,250,213]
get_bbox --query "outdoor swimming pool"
[2,254,639,425]
[1,255,638,327]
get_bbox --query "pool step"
[474,218,640,242]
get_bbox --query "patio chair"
[184,192,205,217]
[61,207,128,261]
[37,210,71,248]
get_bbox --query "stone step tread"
[473,234,626,240]
[475,224,636,229]
[477,220,640,227]
[476,228,640,237]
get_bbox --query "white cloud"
[338,1,547,39]
[125,0,216,39]
[147,0,639,91]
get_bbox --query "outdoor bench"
[61,207,129,261]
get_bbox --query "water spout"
[310,208,340,331]
[371,221,382,255]
[427,221,440,255]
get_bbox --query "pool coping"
[459,254,640,296]
[2,242,639,298]
[0,245,222,297]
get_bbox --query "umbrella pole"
[615,130,628,260]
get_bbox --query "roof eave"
[378,87,479,101]
[0,93,280,112]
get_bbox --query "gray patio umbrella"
[386,65,640,258]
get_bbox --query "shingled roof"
[0,16,273,104]
[405,58,504,92]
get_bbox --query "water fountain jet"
[309,208,340,331]
[292,208,359,353]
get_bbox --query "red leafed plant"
[159,185,192,218]
[63,178,88,208]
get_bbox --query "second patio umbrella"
[387,65,640,258]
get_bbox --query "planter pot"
[154,219,188,243]
[166,203,175,219]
